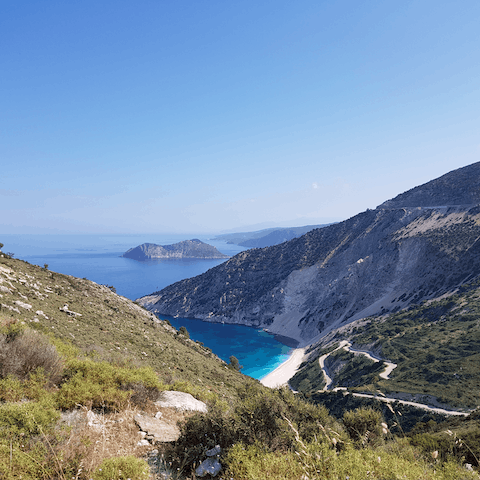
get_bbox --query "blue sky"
[1,1,479,234]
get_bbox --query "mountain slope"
[290,275,480,408]
[139,162,480,346]
[213,224,325,248]
[379,162,480,208]
[0,255,251,399]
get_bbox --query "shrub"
[228,355,243,371]
[169,385,344,475]
[92,456,150,480]
[343,407,384,447]
[0,399,59,437]
[56,358,162,410]
[0,328,63,384]
[0,375,24,402]
[178,326,189,338]
[0,438,52,480]
[224,443,302,480]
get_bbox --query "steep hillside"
[290,277,480,408]
[379,161,480,208]
[0,255,251,399]
[139,162,480,347]
[1,245,479,479]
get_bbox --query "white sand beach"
[260,348,306,388]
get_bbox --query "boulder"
[155,391,208,413]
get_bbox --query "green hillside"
[291,279,480,409]
[1,252,479,479]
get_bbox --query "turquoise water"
[164,315,291,379]
[1,234,292,379]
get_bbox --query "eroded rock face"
[138,162,480,346]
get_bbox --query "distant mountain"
[213,224,327,248]
[139,161,480,346]
[122,239,229,260]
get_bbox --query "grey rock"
[59,409,87,428]
[195,457,222,477]
[134,413,180,443]
[155,391,208,413]
[206,445,221,457]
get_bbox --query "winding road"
[318,341,469,417]
[319,340,397,391]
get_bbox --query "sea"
[1,233,291,379]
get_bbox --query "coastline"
[260,348,306,388]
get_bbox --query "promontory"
[122,239,229,261]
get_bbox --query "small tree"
[178,326,190,339]
[229,355,243,371]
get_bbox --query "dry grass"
[54,406,153,478]
[53,403,194,479]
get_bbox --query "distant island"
[122,239,229,261]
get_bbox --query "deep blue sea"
[1,234,291,379]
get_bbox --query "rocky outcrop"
[134,413,181,443]
[154,390,208,412]
[122,239,229,261]
[138,162,480,346]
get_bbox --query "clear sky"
[1,1,479,234]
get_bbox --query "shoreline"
[260,348,306,388]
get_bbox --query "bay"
[1,234,291,379]
[164,315,291,379]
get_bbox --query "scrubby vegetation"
[1,254,479,479]
[291,277,480,408]
[170,389,480,479]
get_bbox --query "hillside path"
[319,342,469,416]
[319,341,397,391]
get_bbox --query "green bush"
[343,407,384,447]
[224,443,302,480]
[178,326,189,338]
[0,399,59,437]
[92,456,150,480]
[169,385,344,475]
[0,438,52,480]
[224,438,479,480]
[56,358,162,410]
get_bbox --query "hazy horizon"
[2,1,479,234]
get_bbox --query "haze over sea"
[1,234,291,379]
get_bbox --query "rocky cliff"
[138,162,480,346]
[122,239,229,260]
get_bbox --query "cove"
[161,314,293,380]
